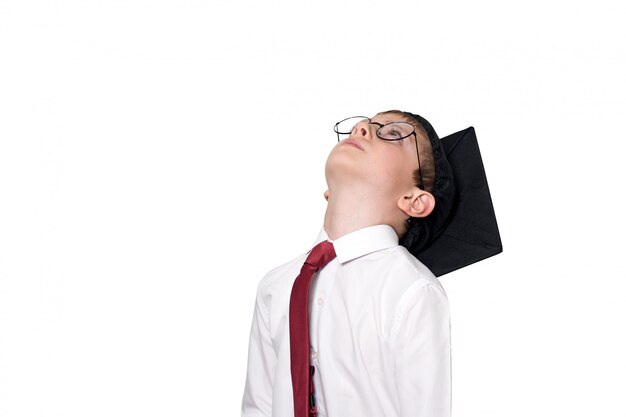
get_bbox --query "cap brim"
[417,126,503,277]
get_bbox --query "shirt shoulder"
[254,250,310,302]
[377,245,443,291]
[381,247,449,338]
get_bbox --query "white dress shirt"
[242,224,451,417]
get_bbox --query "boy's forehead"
[372,112,407,124]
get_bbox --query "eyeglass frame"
[333,116,424,190]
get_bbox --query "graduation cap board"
[399,112,503,277]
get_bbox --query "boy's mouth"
[343,139,364,150]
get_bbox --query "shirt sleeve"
[391,281,452,417]
[241,288,277,417]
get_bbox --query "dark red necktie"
[289,240,337,417]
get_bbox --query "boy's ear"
[323,190,329,201]
[398,189,435,219]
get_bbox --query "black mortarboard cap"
[399,112,503,277]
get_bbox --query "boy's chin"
[325,154,365,174]
[325,166,365,184]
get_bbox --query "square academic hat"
[399,112,503,277]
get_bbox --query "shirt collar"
[312,224,399,264]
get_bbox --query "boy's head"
[324,110,437,240]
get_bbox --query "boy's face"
[325,112,420,198]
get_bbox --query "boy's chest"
[264,253,417,369]
[307,262,397,360]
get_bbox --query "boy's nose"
[351,121,372,140]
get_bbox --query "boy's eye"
[382,128,404,139]
[389,128,403,138]
[379,123,411,140]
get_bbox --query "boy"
[241,110,498,417]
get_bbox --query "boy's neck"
[323,190,402,241]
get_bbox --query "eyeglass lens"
[335,116,414,140]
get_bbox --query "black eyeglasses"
[333,116,424,189]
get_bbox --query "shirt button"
[317,297,324,306]
[311,351,318,360]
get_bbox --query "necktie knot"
[304,240,336,271]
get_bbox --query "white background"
[1,0,625,416]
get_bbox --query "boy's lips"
[342,139,364,150]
